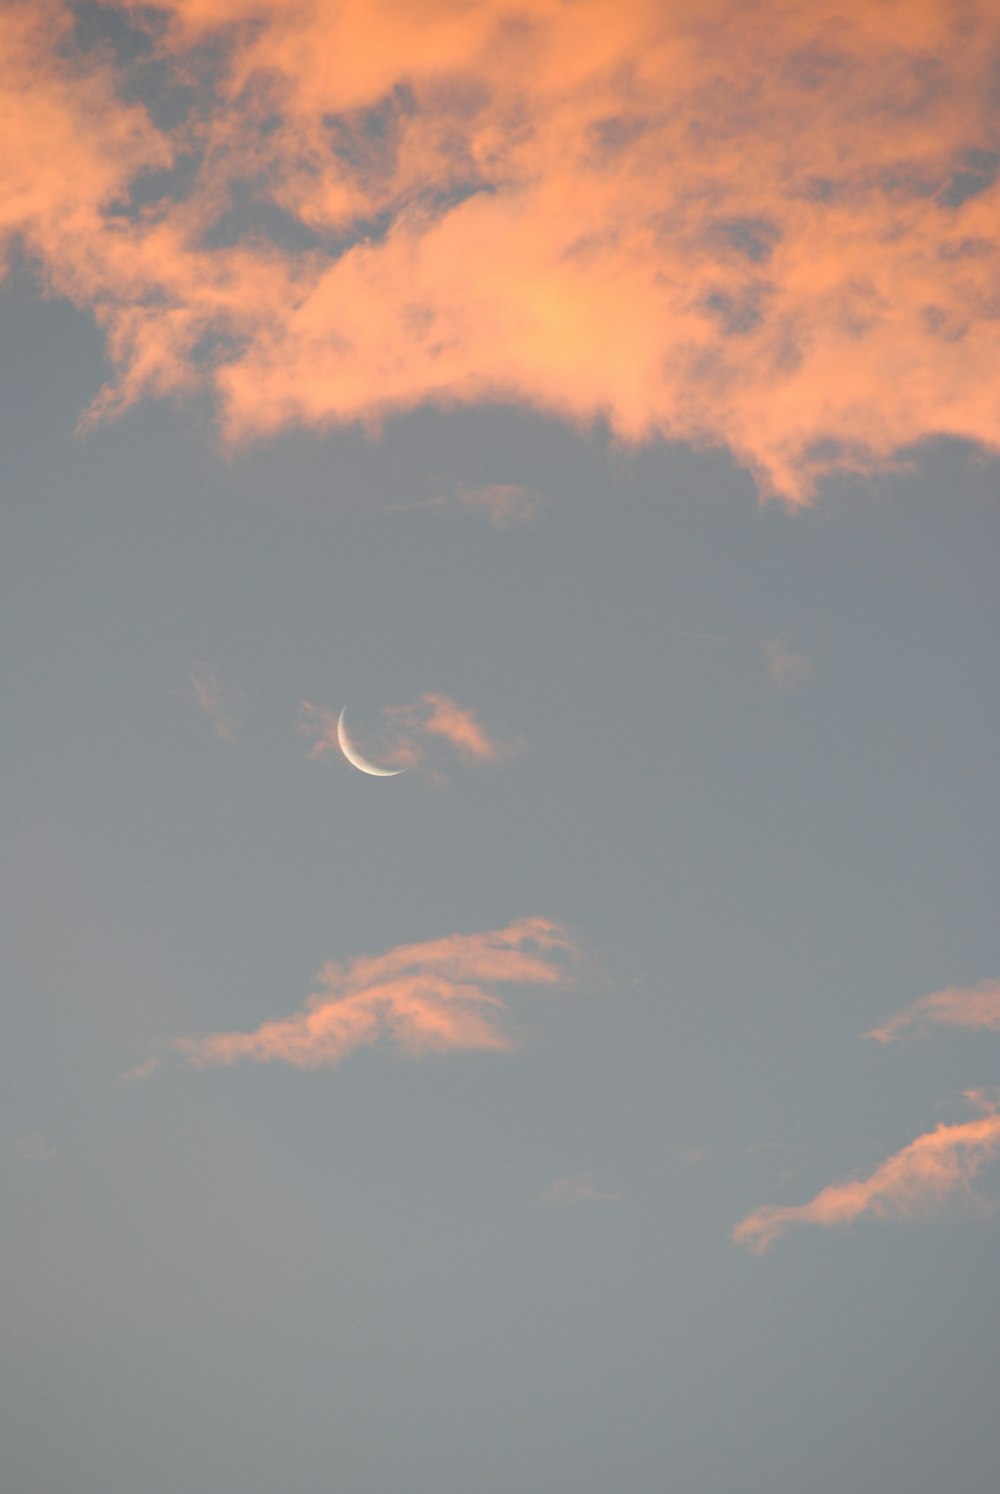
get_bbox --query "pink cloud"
[181,660,245,740]
[301,694,519,773]
[761,636,815,690]
[866,979,1000,1043]
[456,484,543,529]
[177,917,574,1069]
[4,1,1000,502]
[732,1094,1000,1254]
[389,693,515,766]
[544,1173,620,1206]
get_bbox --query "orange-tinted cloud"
[544,1173,620,1205]
[866,979,1000,1043]
[456,484,543,529]
[732,1093,1000,1253]
[301,693,519,773]
[178,916,574,1068]
[761,636,815,690]
[388,693,517,765]
[5,0,1000,501]
[181,660,245,740]
[10,1133,57,1165]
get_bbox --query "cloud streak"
[5,1,1000,501]
[733,1094,1000,1254]
[866,979,1000,1043]
[177,917,574,1069]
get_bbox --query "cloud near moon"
[4,0,1000,502]
[300,694,520,775]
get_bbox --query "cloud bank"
[733,1094,1000,1253]
[866,979,1000,1043]
[178,917,574,1068]
[5,0,1000,501]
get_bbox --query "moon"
[336,708,405,777]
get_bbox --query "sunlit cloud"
[177,917,575,1069]
[671,1145,711,1167]
[544,1173,620,1206]
[387,481,542,525]
[732,1092,1000,1254]
[10,1133,57,1165]
[179,661,246,741]
[5,1,1000,502]
[762,636,815,690]
[117,1057,161,1083]
[866,979,1000,1043]
[456,484,544,529]
[301,693,521,774]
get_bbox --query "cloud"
[544,1172,620,1206]
[177,916,574,1069]
[732,1093,1000,1253]
[866,979,1000,1043]
[179,661,246,740]
[762,636,815,690]
[672,1146,711,1167]
[117,1057,161,1083]
[456,484,544,529]
[301,693,520,773]
[5,1,1000,502]
[385,482,543,526]
[10,1133,56,1165]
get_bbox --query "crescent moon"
[336,708,405,777]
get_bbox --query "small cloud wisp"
[732,1093,1000,1254]
[866,979,1000,1043]
[762,636,815,690]
[544,1173,620,1206]
[177,917,574,1070]
[180,661,245,741]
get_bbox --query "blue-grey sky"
[4,4,1000,1492]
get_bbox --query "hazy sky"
[3,3,1000,1491]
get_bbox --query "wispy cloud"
[386,693,519,766]
[179,661,245,741]
[732,1093,1000,1254]
[177,918,575,1070]
[544,1173,620,1206]
[455,484,544,529]
[762,636,815,690]
[6,2,1000,502]
[866,980,1000,1043]
[117,1057,160,1084]
[672,1146,711,1168]
[301,694,521,775]
[10,1133,56,1165]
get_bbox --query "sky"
[2,2,1000,1490]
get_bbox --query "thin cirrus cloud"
[301,693,521,772]
[10,1133,57,1165]
[455,484,544,530]
[176,917,575,1069]
[5,0,1000,503]
[180,661,246,741]
[543,1173,621,1206]
[866,979,1000,1043]
[733,1092,1000,1254]
[761,636,815,691]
